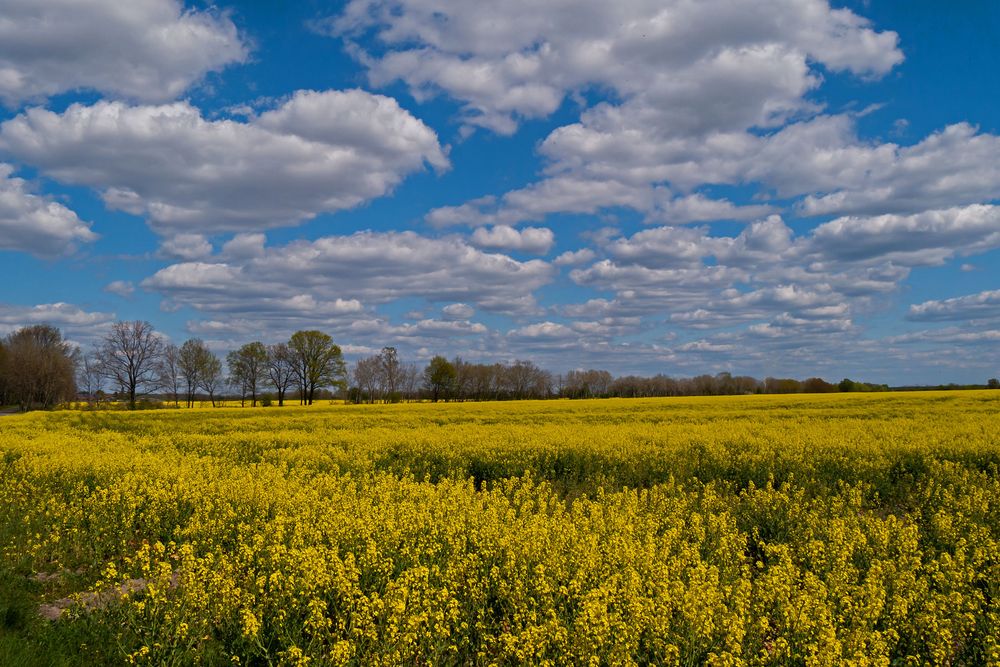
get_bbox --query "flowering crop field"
[1,392,999,666]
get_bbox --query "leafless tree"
[378,346,402,401]
[400,363,421,400]
[78,350,105,407]
[0,340,7,406]
[199,350,224,407]
[227,342,267,407]
[353,356,381,403]
[158,344,181,408]
[177,338,212,408]
[266,343,295,406]
[95,321,163,410]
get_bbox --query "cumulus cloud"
[761,120,1000,216]
[0,90,449,235]
[558,204,1000,346]
[886,327,1000,346]
[442,303,474,320]
[0,302,115,338]
[141,230,554,326]
[553,248,596,267]
[159,234,213,260]
[469,225,554,254]
[330,0,899,133]
[0,163,96,256]
[220,233,267,260]
[0,0,248,106]
[382,0,998,233]
[103,281,135,298]
[647,194,776,225]
[806,205,1000,267]
[907,290,1000,323]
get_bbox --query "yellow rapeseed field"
[1,391,998,665]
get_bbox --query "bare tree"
[95,321,162,410]
[353,356,381,404]
[227,342,267,407]
[78,350,105,407]
[178,338,210,408]
[158,344,181,408]
[400,363,421,401]
[199,350,224,407]
[266,343,295,407]
[378,346,402,401]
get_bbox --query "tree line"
[0,320,977,413]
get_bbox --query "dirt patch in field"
[37,572,179,621]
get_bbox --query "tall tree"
[288,330,346,405]
[378,346,402,401]
[353,356,381,404]
[199,350,224,407]
[227,342,267,407]
[423,355,456,402]
[265,343,295,407]
[178,338,212,408]
[400,363,421,400]
[158,343,181,408]
[95,320,162,410]
[78,350,105,407]
[0,340,7,406]
[1,325,78,411]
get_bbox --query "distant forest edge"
[1,321,997,412]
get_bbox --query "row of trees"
[399,361,890,403]
[0,320,935,412]
[78,322,349,410]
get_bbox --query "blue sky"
[0,0,998,384]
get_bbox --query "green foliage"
[423,355,456,402]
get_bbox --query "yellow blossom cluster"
[1,391,998,665]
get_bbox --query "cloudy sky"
[1,0,998,383]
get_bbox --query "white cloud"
[555,205,1000,349]
[908,290,1000,323]
[103,281,135,298]
[391,318,488,338]
[332,0,899,133]
[553,248,596,267]
[0,302,115,338]
[141,230,554,323]
[469,225,554,254]
[806,205,1000,267]
[220,233,267,260]
[647,194,775,225]
[0,90,449,235]
[159,234,213,260]
[442,303,474,320]
[0,0,248,106]
[886,327,1000,346]
[427,178,650,227]
[758,120,1000,216]
[0,163,96,256]
[508,321,576,340]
